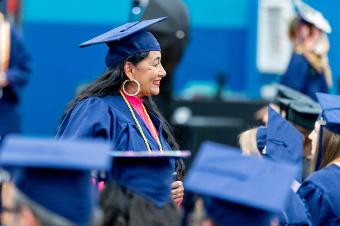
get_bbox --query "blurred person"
[297,93,340,226]
[0,3,30,141]
[239,107,310,226]
[0,136,111,226]
[275,85,321,178]
[98,150,189,226]
[257,85,322,179]
[185,141,299,226]
[280,1,332,100]
[56,17,185,217]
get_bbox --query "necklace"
[120,91,163,152]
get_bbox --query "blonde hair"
[313,127,340,170]
[238,128,261,157]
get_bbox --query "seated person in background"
[185,141,300,226]
[0,136,111,226]
[256,85,322,179]
[239,107,311,226]
[297,93,340,226]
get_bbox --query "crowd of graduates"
[0,0,339,226]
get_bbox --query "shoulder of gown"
[56,96,119,140]
[297,165,340,226]
[279,189,311,226]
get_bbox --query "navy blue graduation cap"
[109,150,190,208]
[0,136,112,226]
[275,84,320,131]
[275,84,315,103]
[79,17,166,67]
[293,0,331,33]
[266,106,304,181]
[314,92,340,169]
[185,141,297,226]
[286,100,321,132]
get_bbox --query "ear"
[20,206,41,226]
[123,62,135,80]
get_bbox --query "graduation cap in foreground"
[79,17,166,67]
[0,136,112,226]
[109,149,190,208]
[315,92,340,169]
[293,0,331,33]
[185,141,297,226]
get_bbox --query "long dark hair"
[62,52,184,179]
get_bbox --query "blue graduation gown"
[0,28,31,136]
[57,95,175,207]
[297,164,340,226]
[280,53,328,101]
[278,190,311,226]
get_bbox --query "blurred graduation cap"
[275,84,314,104]
[185,141,297,226]
[315,92,340,169]
[293,0,331,33]
[0,136,112,226]
[79,17,166,67]
[286,100,321,131]
[109,149,190,208]
[275,84,321,132]
[266,106,304,181]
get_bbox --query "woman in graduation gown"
[297,93,340,226]
[280,2,332,101]
[56,17,184,214]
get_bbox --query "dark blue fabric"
[204,196,274,226]
[57,95,175,207]
[266,107,304,182]
[0,28,31,135]
[79,18,165,67]
[14,169,94,226]
[278,190,311,226]
[0,137,111,226]
[105,30,160,67]
[298,164,340,226]
[256,126,267,152]
[280,53,328,101]
[185,141,298,216]
[316,92,340,135]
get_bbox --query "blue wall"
[20,0,340,134]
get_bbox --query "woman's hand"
[171,180,184,206]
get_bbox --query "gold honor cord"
[120,91,163,152]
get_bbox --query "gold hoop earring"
[122,79,140,96]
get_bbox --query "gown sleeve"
[6,28,31,97]
[298,181,338,226]
[56,97,113,141]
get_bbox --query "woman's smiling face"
[126,51,166,97]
